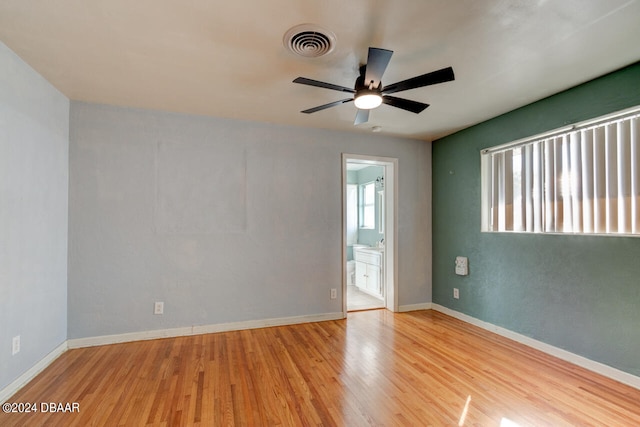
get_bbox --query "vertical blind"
[481,106,640,235]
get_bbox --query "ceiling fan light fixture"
[354,92,382,110]
[292,46,454,125]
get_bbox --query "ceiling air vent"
[284,24,336,58]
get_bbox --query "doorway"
[342,154,397,315]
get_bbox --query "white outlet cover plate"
[154,302,164,314]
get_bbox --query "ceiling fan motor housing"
[355,72,381,91]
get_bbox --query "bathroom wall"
[356,166,385,247]
[345,166,385,260]
[346,170,358,185]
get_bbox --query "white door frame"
[342,153,398,315]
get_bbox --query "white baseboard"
[399,302,432,312]
[2,313,345,402]
[0,341,68,404]
[68,312,345,349]
[431,304,640,390]
[8,306,637,404]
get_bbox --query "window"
[359,182,376,229]
[481,106,640,236]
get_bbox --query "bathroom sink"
[355,246,384,253]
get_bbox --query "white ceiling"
[1,0,639,141]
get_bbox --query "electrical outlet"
[453,288,460,299]
[12,335,20,355]
[154,301,164,315]
[330,288,337,299]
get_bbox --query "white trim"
[343,154,399,314]
[0,342,68,403]
[68,312,345,349]
[431,304,640,390]
[399,302,432,312]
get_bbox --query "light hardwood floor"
[2,310,639,426]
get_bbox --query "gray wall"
[0,43,69,390]
[432,62,640,376]
[68,102,432,338]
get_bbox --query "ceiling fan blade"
[382,95,430,114]
[293,77,356,93]
[382,66,454,95]
[364,47,393,88]
[301,98,353,114]
[354,109,370,125]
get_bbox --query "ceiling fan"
[293,47,455,125]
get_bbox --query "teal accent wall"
[432,61,640,376]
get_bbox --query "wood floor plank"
[2,309,640,426]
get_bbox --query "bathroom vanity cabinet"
[354,247,383,298]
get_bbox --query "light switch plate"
[12,335,20,355]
